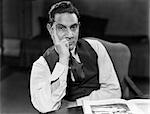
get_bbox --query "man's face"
[51,13,79,50]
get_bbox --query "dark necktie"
[69,52,85,82]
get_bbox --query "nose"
[65,29,74,39]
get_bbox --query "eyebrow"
[56,23,78,28]
[56,23,66,28]
[71,23,78,26]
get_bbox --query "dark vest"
[43,39,100,101]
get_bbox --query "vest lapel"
[43,46,59,72]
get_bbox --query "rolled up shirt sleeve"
[30,56,68,113]
[76,39,121,106]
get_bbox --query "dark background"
[0,0,149,113]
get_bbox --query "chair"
[84,37,144,99]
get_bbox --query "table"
[46,106,83,114]
[45,99,150,114]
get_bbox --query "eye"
[70,24,78,31]
[56,24,66,31]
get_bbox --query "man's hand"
[51,26,70,66]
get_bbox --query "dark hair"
[48,1,80,24]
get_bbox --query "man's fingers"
[51,25,69,48]
[56,39,69,47]
[62,39,69,47]
[54,38,69,48]
[52,25,60,45]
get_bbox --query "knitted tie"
[69,52,85,82]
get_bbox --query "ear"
[46,23,52,35]
[47,23,55,44]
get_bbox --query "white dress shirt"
[30,39,121,113]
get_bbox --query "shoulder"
[32,56,49,68]
[82,38,107,54]
[43,46,55,57]
[31,56,51,78]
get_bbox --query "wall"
[3,0,32,39]
[32,0,149,36]
[2,0,149,37]
[72,0,149,35]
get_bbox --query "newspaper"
[82,99,150,114]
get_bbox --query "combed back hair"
[48,1,80,25]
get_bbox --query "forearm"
[89,84,121,100]
[31,80,67,113]
[31,80,62,113]
[76,83,121,106]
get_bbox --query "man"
[30,1,121,113]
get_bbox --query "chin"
[69,47,74,51]
[69,45,75,51]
